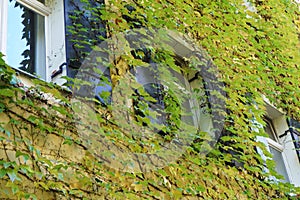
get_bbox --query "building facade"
[0,0,299,198]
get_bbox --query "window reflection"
[6,1,45,78]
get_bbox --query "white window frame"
[256,98,300,186]
[264,118,291,183]
[0,0,9,55]
[16,0,51,16]
[0,0,66,84]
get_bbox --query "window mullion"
[266,138,284,152]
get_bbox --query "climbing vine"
[0,0,300,199]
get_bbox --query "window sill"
[11,67,71,97]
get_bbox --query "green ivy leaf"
[3,162,11,169]
[0,89,14,97]
[11,183,19,194]
[16,151,30,163]
[7,169,17,182]
[0,168,7,178]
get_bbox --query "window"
[264,118,290,182]
[286,118,300,162]
[7,1,46,77]
[0,0,66,83]
[73,49,216,143]
[254,99,300,186]
[70,28,226,171]
[64,0,106,79]
[290,130,300,162]
[71,28,227,140]
[128,60,205,137]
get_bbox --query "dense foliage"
[0,0,300,199]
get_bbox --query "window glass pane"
[133,67,168,131]
[269,146,290,182]
[140,82,166,125]
[265,120,276,141]
[6,1,45,78]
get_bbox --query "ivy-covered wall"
[0,0,300,199]
[0,88,295,199]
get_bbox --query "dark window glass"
[64,0,106,78]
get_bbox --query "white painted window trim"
[0,0,50,70]
[0,0,8,56]
[265,132,292,182]
[266,137,284,152]
[16,0,51,16]
[2,0,50,80]
[266,111,292,182]
[255,99,300,186]
[1,0,66,84]
[256,124,291,183]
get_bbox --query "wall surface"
[0,73,297,199]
